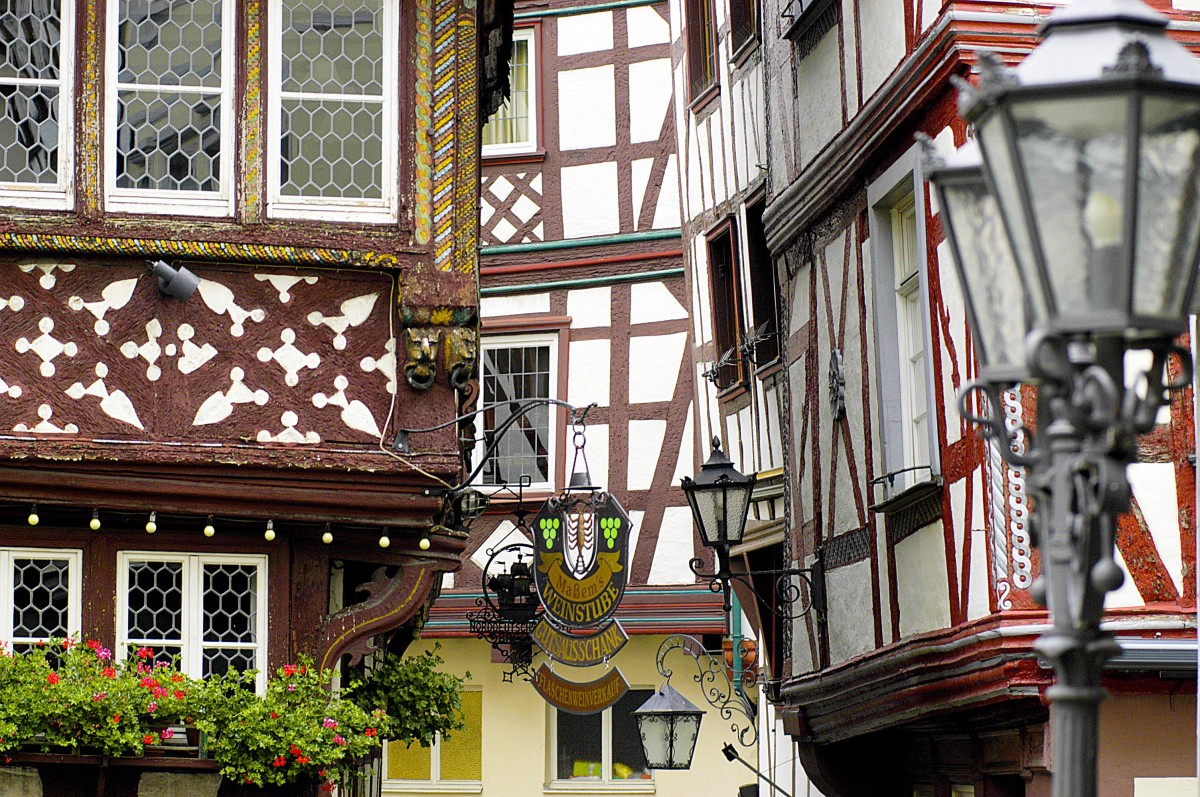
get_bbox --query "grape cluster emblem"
[539,516,561,549]
[600,516,621,550]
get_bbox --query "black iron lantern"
[680,437,757,549]
[633,684,705,770]
[959,0,1200,339]
[924,139,1044,383]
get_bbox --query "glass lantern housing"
[927,139,1043,384]
[962,0,1200,338]
[680,438,757,548]
[633,684,705,770]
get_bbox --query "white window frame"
[104,0,236,216]
[868,147,940,496]
[548,688,655,788]
[116,552,268,692]
[382,687,483,791]
[481,26,537,157]
[0,548,82,647]
[475,332,560,493]
[0,0,75,210]
[267,0,399,223]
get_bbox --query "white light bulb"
[27,507,38,526]
[146,512,157,534]
[419,537,431,551]
[264,520,275,542]
[203,524,215,537]
[89,511,101,531]
[379,535,391,548]
[322,531,333,545]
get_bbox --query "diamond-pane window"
[119,554,267,689]
[108,0,233,214]
[270,0,397,220]
[0,0,71,204]
[477,334,558,490]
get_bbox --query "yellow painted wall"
[382,635,755,797]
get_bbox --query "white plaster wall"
[857,0,907,102]
[566,339,611,407]
[840,0,859,113]
[1129,462,1185,596]
[630,281,688,324]
[790,354,813,522]
[560,162,619,238]
[628,332,687,403]
[629,58,673,143]
[671,403,696,484]
[627,418,668,490]
[558,66,616,150]
[566,286,611,328]
[627,5,670,47]
[655,153,681,229]
[582,423,610,492]
[895,523,952,638]
[708,112,727,207]
[480,293,549,316]
[876,521,893,641]
[825,559,876,663]
[648,505,698,583]
[968,467,992,620]
[557,10,613,55]
[796,28,843,172]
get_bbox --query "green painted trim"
[514,0,661,19]
[481,268,684,296]
[479,229,682,255]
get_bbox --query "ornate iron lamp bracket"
[655,634,758,748]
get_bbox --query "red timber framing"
[759,0,1199,780]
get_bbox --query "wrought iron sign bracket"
[654,634,758,748]
[689,553,825,623]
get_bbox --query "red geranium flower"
[364,727,377,737]
[101,667,116,678]
[136,646,153,659]
[46,672,59,686]
[60,638,75,650]
[142,733,157,745]
[282,664,297,677]
[273,756,287,768]
[85,639,100,650]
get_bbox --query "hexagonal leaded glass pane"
[281,0,383,96]
[126,560,183,642]
[116,91,221,190]
[280,98,382,198]
[0,86,58,183]
[117,0,222,88]
[12,557,70,641]
[0,0,62,186]
[0,0,60,81]
[203,563,257,644]
[203,647,256,678]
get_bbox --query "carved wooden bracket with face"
[404,328,441,390]
[444,327,478,391]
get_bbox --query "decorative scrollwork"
[688,555,823,621]
[655,634,758,748]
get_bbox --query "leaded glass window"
[270,0,397,220]
[3,550,80,652]
[119,553,267,689]
[0,0,71,206]
[478,334,558,489]
[107,0,233,214]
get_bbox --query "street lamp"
[632,683,704,770]
[681,438,823,622]
[928,3,1200,797]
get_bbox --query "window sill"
[688,81,720,116]
[544,781,655,794]
[715,380,749,403]
[483,149,547,166]
[731,36,760,69]
[753,357,784,381]
[869,476,942,515]
[382,782,483,794]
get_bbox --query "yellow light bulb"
[27,507,38,526]
[419,537,431,551]
[264,520,275,542]
[203,524,215,537]
[379,535,391,548]
[146,512,157,534]
[322,531,333,544]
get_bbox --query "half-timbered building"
[380,1,750,794]
[0,0,504,793]
[674,0,1199,795]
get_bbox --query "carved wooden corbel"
[403,327,441,390]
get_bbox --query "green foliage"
[0,640,467,793]
[195,659,383,789]
[349,643,468,748]
[0,639,199,757]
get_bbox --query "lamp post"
[681,438,824,625]
[927,3,1200,796]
